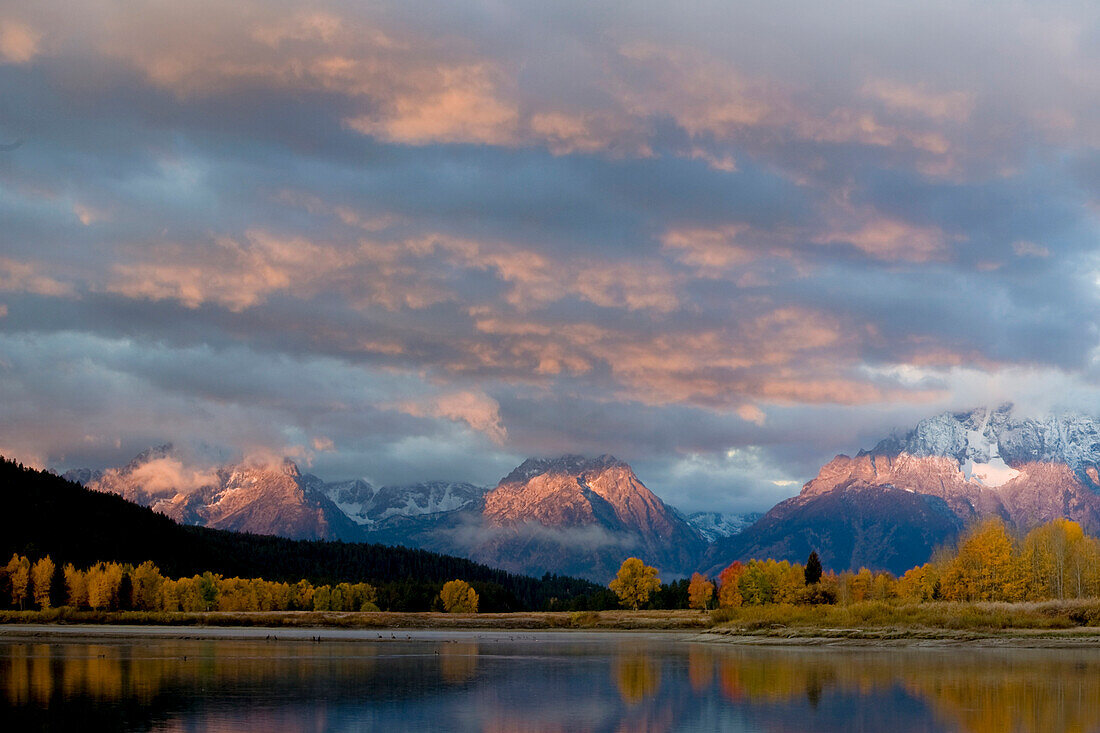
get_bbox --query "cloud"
[861,79,973,122]
[1013,240,1050,258]
[0,258,75,297]
[0,21,40,64]
[815,215,955,262]
[4,0,1100,519]
[107,231,354,311]
[114,455,218,495]
[346,64,519,145]
[737,404,766,425]
[398,390,508,444]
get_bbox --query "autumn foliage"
[609,558,661,610]
[697,518,1100,608]
[2,554,384,613]
[687,573,714,610]
[440,579,479,613]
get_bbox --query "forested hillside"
[0,458,611,612]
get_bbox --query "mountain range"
[67,449,747,581]
[710,404,1100,574]
[1,457,606,612]
[61,404,1100,580]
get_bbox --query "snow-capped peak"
[685,511,762,542]
[862,404,1100,487]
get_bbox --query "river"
[2,626,1099,731]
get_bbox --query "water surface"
[3,627,1100,731]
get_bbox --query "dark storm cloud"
[3,0,1100,511]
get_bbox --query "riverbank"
[6,601,1100,646]
[0,608,710,631]
[2,621,1100,648]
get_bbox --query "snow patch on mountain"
[868,404,1100,481]
[960,457,1020,487]
[318,480,485,526]
[686,511,762,542]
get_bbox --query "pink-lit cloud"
[0,21,40,64]
[0,258,75,297]
[397,391,508,444]
[3,0,1100,514]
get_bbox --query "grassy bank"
[0,607,710,631]
[7,601,1100,638]
[707,599,1100,640]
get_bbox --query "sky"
[2,0,1100,513]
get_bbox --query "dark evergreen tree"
[804,550,823,585]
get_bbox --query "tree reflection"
[613,653,661,704]
[439,642,479,683]
[687,646,712,692]
[708,648,1100,733]
[6,638,1100,733]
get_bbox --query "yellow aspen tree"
[608,558,660,611]
[63,564,88,608]
[5,554,30,609]
[159,579,180,612]
[949,519,1016,601]
[870,572,897,601]
[848,568,873,603]
[313,585,332,611]
[440,580,479,613]
[86,562,124,610]
[130,561,164,611]
[775,563,807,604]
[31,556,55,609]
[295,580,315,611]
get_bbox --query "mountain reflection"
[4,635,1100,732]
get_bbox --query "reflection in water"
[4,634,1100,732]
[687,646,713,692]
[440,641,479,683]
[614,652,661,704]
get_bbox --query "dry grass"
[0,607,712,631]
[708,600,1100,637]
[6,601,1100,637]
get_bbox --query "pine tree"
[804,551,823,585]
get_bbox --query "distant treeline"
[0,458,618,612]
[669,517,1100,610]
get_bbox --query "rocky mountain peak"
[123,443,174,473]
[860,404,1100,477]
[280,458,301,478]
[499,454,627,485]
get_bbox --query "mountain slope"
[470,455,706,581]
[358,455,708,582]
[710,405,1100,574]
[707,486,964,576]
[807,406,1100,532]
[68,450,708,581]
[0,457,604,611]
[81,446,361,540]
[686,511,761,542]
[320,479,485,527]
